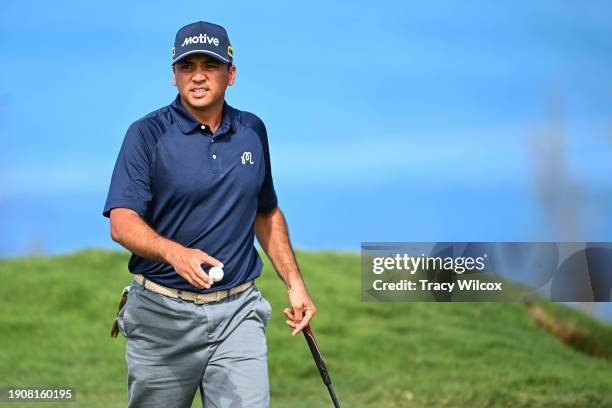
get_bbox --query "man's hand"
[283,281,317,336]
[109,208,224,290]
[255,207,317,336]
[166,246,224,289]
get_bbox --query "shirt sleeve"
[254,119,278,213]
[102,121,155,219]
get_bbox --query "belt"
[133,274,253,304]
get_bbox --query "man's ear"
[172,65,177,86]
[227,64,236,86]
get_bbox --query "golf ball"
[209,266,224,282]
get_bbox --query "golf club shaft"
[303,325,340,407]
[327,383,341,408]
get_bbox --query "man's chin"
[186,97,213,110]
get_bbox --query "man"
[103,21,316,408]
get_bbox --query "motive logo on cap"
[181,33,220,47]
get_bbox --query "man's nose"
[192,67,207,82]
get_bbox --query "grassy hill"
[1,249,611,407]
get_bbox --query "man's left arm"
[255,207,317,336]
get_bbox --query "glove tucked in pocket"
[111,286,131,338]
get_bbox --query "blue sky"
[1,0,612,256]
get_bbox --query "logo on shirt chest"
[241,151,254,165]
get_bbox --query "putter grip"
[303,326,332,385]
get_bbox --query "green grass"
[1,249,611,407]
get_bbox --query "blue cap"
[172,21,233,65]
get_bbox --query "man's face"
[172,54,236,111]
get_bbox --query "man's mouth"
[191,87,209,96]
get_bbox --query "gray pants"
[117,279,272,408]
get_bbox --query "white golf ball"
[209,266,224,282]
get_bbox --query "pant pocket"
[258,295,272,328]
[111,285,131,338]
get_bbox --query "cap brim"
[172,49,230,64]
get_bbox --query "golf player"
[103,21,316,407]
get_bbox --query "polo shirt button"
[212,154,217,159]
[201,125,206,130]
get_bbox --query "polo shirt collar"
[171,94,236,135]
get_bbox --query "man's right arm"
[109,207,221,289]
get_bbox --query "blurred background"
[1,1,611,318]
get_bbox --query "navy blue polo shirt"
[103,95,278,292]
